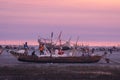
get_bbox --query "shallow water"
[0,49,120,68]
[0,50,120,80]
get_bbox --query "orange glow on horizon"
[0,40,120,47]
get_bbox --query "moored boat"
[10,51,27,57]
[10,51,102,63]
[0,47,3,55]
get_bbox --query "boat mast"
[58,31,62,47]
[51,32,53,45]
[68,36,72,43]
[75,36,79,49]
[72,36,79,56]
[50,32,53,57]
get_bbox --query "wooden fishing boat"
[0,48,3,55]
[10,51,27,57]
[10,51,102,63]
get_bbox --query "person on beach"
[58,48,64,55]
[24,42,29,54]
[24,42,29,49]
[39,44,44,55]
[31,50,37,57]
[91,48,95,53]
[109,49,113,54]
[103,51,110,63]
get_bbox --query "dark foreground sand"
[0,64,120,80]
[0,50,120,80]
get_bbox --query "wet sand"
[0,64,120,80]
[0,50,120,80]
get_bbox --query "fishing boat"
[0,47,3,55]
[10,50,103,63]
[0,49,3,55]
[10,50,27,57]
[9,32,106,63]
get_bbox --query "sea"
[0,47,120,68]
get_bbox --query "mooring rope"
[109,59,120,64]
[101,51,120,64]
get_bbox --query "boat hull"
[10,51,101,63]
[18,56,101,63]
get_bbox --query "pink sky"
[0,0,120,25]
[0,0,120,46]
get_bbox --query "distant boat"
[0,47,3,55]
[10,51,103,63]
[0,49,3,55]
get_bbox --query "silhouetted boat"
[10,51,103,63]
[0,47,4,54]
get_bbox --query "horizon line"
[0,40,120,47]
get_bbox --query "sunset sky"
[0,0,120,45]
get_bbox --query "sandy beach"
[0,49,120,80]
[0,64,120,80]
